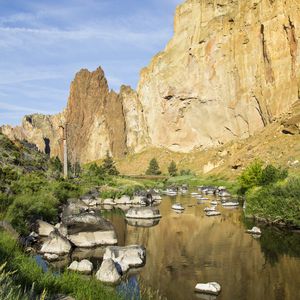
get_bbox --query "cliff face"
[1,68,147,163]
[137,0,300,152]
[1,0,300,163]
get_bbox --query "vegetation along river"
[104,192,300,300]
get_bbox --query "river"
[105,192,300,300]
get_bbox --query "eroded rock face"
[1,0,299,161]
[137,0,300,152]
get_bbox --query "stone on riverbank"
[246,227,261,235]
[125,207,161,219]
[68,259,93,275]
[67,230,117,248]
[37,220,55,237]
[103,245,146,273]
[114,195,131,205]
[195,282,221,295]
[40,231,72,255]
[96,258,121,284]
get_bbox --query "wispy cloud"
[0,0,180,126]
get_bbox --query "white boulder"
[44,253,59,261]
[246,227,261,235]
[114,195,131,205]
[103,245,146,273]
[68,259,93,275]
[125,207,161,219]
[40,231,72,255]
[55,223,68,237]
[96,259,121,284]
[37,220,55,237]
[195,282,221,295]
[67,230,117,248]
[103,199,115,205]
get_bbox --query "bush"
[7,193,59,234]
[145,158,161,175]
[238,161,288,194]
[101,152,119,176]
[180,169,192,176]
[168,161,178,177]
[245,177,300,227]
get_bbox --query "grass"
[245,176,300,227]
[0,230,119,300]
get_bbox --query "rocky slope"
[1,0,300,164]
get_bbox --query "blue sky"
[0,0,182,125]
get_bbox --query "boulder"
[246,227,262,235]
[195,282,221,295]
[55,223,68,237]
[126,218,160,228]
[103,199,115,205]
[68,259,93,275]
[40,231,72,255]
[44,253,59,261]
[62,200,89,219]
[131,196,143,205]
[64,213,115,234]
[103,245,146,273]
[37,220,55,237]
[67,230,117,248]
[72,247,106,261]
[96,258,121,284]
[114,195,131,205]
[125,207,161,219]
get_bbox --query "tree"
[237,160,263,194]
[101,152,119,175]
[146,158,161,175]
[49,157,63,173]
[168,161,178,177]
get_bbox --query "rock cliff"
[138,0,300,151]
[1,0,300,163]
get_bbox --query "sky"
[0,0,182,126]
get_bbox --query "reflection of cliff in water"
[243,218,300,265]
[107,196,300,300]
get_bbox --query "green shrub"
[238,161,288,194]
[7,193,59,234]
[245,177,300,227]
[101,152,119,176]
[145,158,161,175]
[180,169,192,176]
[168,161,178,177]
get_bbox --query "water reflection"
[107,193,300,300]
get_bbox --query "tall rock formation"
[1,68,148,163]
[1,0,300,162]
[137,0,300,152]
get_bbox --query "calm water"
[106,193,300,300]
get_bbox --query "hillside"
[116,101,300,178]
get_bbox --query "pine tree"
[168,161,178,177]
[146,158,161,175]
[101,151,119,175]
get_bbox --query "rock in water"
[67,231,117,248]
[246,227,262,235]
[68,259,93,275]
[103,245,146,273]
[40,231,71,255]
[96,258,121,284]
[125,207,161,219]
[195,282,221,295]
